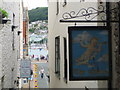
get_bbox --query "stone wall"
[0,0,22,88]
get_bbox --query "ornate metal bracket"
[62,5,106,21]
[60,3,119,22]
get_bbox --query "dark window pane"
[55,36,60,78]
[64,38,67,80]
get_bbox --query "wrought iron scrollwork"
[61,4,119,21]
[62,5,106,21]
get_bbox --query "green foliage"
[29,28,35,33]
[34,24,38,27]
[0,8,8,18]
[40,25,48,30]
[28,7,48,23]
[44,20,48,23]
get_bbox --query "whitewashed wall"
[48,0,107,88]
[19,1,23,59]
[0,0,23,88]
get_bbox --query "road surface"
[32,61,49,88]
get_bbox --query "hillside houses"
[29,20,48,34]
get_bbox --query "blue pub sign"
[68,26,110,80]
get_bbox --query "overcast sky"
[23,0,48,10]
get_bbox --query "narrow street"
[32,60,49,88]
[1,0,120,89]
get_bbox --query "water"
[28,45,48,59]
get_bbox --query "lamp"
[12,25,18,31]
[18,31,22,35]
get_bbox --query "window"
[23,80,27,83]
[1,76,4,89]
[12,13,15,50]
[64,38,67,83]
[12,26,15,50]
[55,36,60,78]
[13,13,15,24]
[56,0,59,15]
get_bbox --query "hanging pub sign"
[68,26,111,80]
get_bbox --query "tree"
[28,7,48,23]
[29,28,35,33]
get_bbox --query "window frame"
[56,0,59,15]
[55,36,60,79]
[63,37,67,83]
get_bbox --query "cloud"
[73,31,92,43]
[23,0,48,10]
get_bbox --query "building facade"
[48,0,120,88]
[0,0,23,89]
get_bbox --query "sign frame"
[68,26,112,81]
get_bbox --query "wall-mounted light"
[12,25,18,31]
[18,31,22,35]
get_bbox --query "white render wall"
[19,1,23,59]
[0,0,23,88]
[48,0,107,88]
[0,27,3,90]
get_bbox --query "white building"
[48,0,120,88]
[0,0,23,89]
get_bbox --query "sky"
[23,0,48,10]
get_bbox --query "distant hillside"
[28,7,48,23]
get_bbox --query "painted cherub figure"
[76,37,103,66]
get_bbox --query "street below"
[32,60,49,88]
